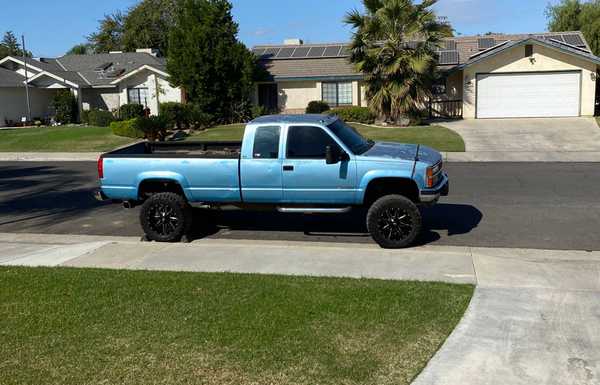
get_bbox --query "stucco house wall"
[0,88,59,124]
[116,71,181,115]
[462,44,597,118]
[82,89,120,112]
[276,80,365,113]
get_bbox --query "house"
[0,49,182,127]
[252,31,600,119]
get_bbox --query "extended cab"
[97,114,448,248]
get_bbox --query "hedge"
[110,119,145,138]
[306,101,330,114]
[118,103,145,120]
[329,106,376,124]
[83,109,115,127]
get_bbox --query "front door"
[282,125,356,204]
[258,83,278,112]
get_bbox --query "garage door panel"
[477,72,581,118]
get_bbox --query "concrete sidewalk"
[1,232,599,385]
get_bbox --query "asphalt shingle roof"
[0,67,25,87]
[255,31,599,79]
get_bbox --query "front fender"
[357,169,416,203]
[135,171,192,200]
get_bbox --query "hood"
[361,142,442,165]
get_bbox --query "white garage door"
[476,72,581,118]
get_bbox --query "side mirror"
[325,145,337,164]
[326,145,349,164]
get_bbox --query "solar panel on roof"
[437,50,459,65]
[478,38,496,50]
[323,45,342,57]
[276,47,296,58]
[252,48,266,57]
[262,47,281,58]
[94,62,113,71]
[545,34,565,42]
[307,46,326,57]
[562,33,585,47]
[291,46,311,58]
[339,46,351,57]
[442,40,457,50]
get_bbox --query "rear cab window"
[253,126,281,159]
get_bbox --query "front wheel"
[140,192,192,242]
[366,195,422,249]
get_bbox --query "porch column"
[71,88,83,122]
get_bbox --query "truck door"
[240,125,283,203]
[282,125,357,204]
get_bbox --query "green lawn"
[0,267,473,385]
[0,125,133,152]
[189,123,465,152]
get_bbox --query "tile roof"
[260,57,362,81]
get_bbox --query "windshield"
[327,119,373,155]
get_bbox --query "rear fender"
[135,172,192,201]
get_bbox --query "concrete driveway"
[443,118,600,161]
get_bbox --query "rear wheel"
[140,192,192,242]
[366,195,422,249]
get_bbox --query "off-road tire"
[366,195,422,249]
[140,192,192,242]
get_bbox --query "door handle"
[283,165,294,171]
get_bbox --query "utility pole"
[22,35,31,122]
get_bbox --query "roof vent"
[136,48,160,57]
[284,38,303,46]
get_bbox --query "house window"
[322,82,353,106]
[128,88,149,107]
[432,78,447,96]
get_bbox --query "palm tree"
[345,0,451,123]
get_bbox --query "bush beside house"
[83,109,116,127]
[329,107,375,124]
[51,90,78,124]
[306,101,330,114]
[118,103,145,120]
[110,119,145,139]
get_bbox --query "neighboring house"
[0,49,182,127]
[253,31,600,119]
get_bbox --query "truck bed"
[105,141,242,159]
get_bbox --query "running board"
[276,207,352,214]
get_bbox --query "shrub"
[136,116,168,141]
[306,100,330,114]
[110,119,144,139]
[186,104,213,129]
[118,103,145,120]
[329,106,376,124]
[251,105,271,119]
[159,102,187,129]
[51,90,78,124]
[84,109,115,127]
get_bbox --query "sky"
[0,0,564,58]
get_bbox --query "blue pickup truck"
[96,114,448,248]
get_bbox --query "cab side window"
[286,126,339,159]
[253,126,281,159]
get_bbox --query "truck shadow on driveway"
[189,203,483,246]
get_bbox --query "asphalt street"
[0,161,598,250]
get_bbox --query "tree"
[122,0,177,55]
[87,12,125,53]
[345,0,451,123]
[167,0,259,123]
[546,0,600,56]
[67,43,92,55]
[0,31,32,59]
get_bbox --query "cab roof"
[249,114,338,125]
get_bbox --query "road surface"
[1,161,598,250]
